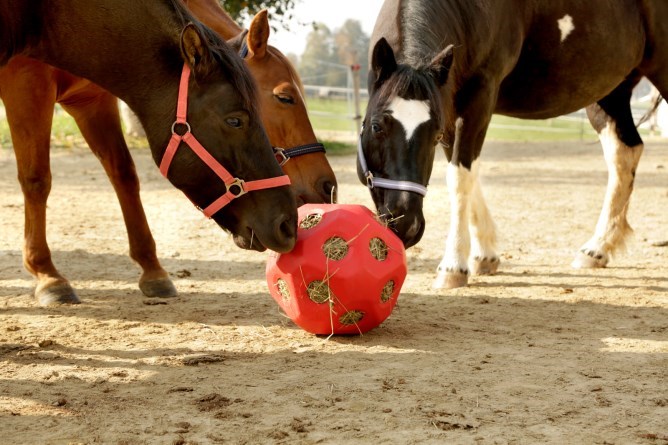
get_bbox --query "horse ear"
[429,44,454,86]
[247,9,270,59]
[371,38,397,88]
[180,23,209,69]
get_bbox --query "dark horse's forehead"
[371,65,443,131]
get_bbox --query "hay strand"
[380,280,395,302]
[307,280,333,304]
[369,237,388,261]
[339,310,364,325]
[299,213,322,229]
[276,279,290,301]
[322,236,349,260]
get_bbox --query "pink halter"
[159,64,291,218]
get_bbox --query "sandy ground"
[0,139,667,445]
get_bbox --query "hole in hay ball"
[276,278,290,301]
[307,280,333,304]
[299,213,322,230]
[322,236,349,261]
[339,310,364,326]
[380,280,395,303]
[369,237,388,261]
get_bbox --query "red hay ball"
[266,204,407,335]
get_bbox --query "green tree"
[334,19,370,87]
[299,24,340,86]
[219,0,300,28]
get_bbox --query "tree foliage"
[219,0,299,28]
[299,20,370,87]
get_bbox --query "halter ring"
[171,121,191,136]
[227,178,247,197]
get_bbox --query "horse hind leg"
[61,90,177,298]
[572,78,643,268]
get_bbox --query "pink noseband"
[159,64,291,218]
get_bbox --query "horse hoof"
[139,278,178,298]
[433,270,469,289]
[471,257,500,275]
[36,283,81,306]
[571,250,608,269]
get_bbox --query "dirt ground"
[1,139,667,445]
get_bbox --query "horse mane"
[167,0,259,117]
[400,0,486,67]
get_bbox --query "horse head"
[228,10,338,205]
[151,22,297,253]
[359,38,453,248]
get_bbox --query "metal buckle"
[171,121,191,136]
[227,178,247,197]
[365,172,374,189]
[274,147,289,166]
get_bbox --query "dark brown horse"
[0,0,298,305]
[360,0,668,288]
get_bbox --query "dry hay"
[307,280,333,304]
[369,237,388,261]
[380,280,395,303]
[339,310,364,326]
[299,213,322,229]
[322,236,349,260]
[276,278,290,301]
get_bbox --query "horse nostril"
[320,180,337,203]
[274,212,297,252]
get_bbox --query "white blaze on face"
[558,14,574,42]
[387,97,431,141]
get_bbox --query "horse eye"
[276,95,295,105]
[371,123,382,134]
[226,117,242,128]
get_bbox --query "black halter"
[237,33,327,165]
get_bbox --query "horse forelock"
[374,65,444,128]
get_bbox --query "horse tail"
[636,93,663,128]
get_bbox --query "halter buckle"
[273,147,290,166]
[171,121,191,136]
[227,178,247,197]
[365,172,374,189]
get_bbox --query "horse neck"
[31,0,182,150]
[183,0,242,40]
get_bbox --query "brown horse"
[183,1,337,205]
[0,0,298,305]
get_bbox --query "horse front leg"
[62,90,177,298]
[573,80,643,268]
[1,62,80,305]
[434,79,499,289]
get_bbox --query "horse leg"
[572,76,643,268]
[434,81,498,289]
[61,91,177,298]
[1,67,80,305]
[469,161,499,275]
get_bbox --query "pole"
[350,62,362,135]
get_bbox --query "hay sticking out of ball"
[369,237,388,261]
[380,280,395,303]
[322,236,349,260]
[299,213,322,229]
[276,278,290,301]
[339,310,364,326]
[307,280,333,304]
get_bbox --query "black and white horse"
[358,0,667,288]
